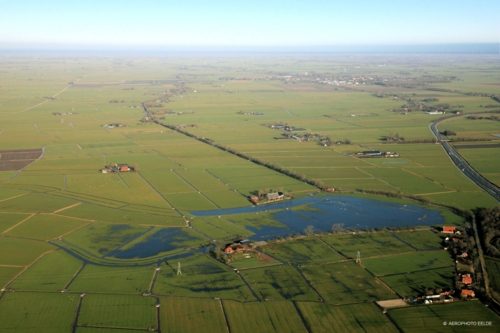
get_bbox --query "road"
[429,116,500,202]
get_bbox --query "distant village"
[219,72,457,88]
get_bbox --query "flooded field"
[191,196,446,240]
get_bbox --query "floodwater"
[112,228,199,259]
[191,196,448,240]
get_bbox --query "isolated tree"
[332,223,345,234]
[304,225,315,236]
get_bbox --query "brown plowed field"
[0,149,43,171]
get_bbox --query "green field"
[0,237,53,266]
[320,232,415,259]
[160,298,228,333]
[0,292,78,333]
[154,254,254,300]
[380,267,456,297]
[9,249,82,291]
[241,265,319,300]
[297,302,399,333]
[301,261,397,304]
[388,301,500,332]
[263,237,345,264]
[362,250,454,276]
[0,54,498,332]
[223,300,307,333]
[68,264,154,294]
[77,294,157,329]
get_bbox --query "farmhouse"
[250,195,259,204]
[362,150,382,156]
[461,289,475,298]
[442,226,456,234]
[100,164,133,173]
[462,275,472,285]
[224,244,244,254]
[224,239,253,254]
[265,192,284,202]
[103,123,126,128]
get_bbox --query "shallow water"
[112,228,199,259]
[191,196,447,240]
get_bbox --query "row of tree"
[158,123,329,191]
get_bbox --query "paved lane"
[429,116,500,202]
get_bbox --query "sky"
[0,0,498,51]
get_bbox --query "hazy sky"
[1,0,498,49]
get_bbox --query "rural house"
[265,192,284,202]
[461,289,475,298]
[442,226,456,234]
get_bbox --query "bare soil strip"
[53,202,83,214]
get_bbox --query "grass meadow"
[241,265,319,301]
[388,301,500,332]
[0,55,498,332]
[362,250,454,276]
[301,261,397,304]
[223,300,307,333]
[0,292,78,333]
[297,302,398,333]
[77,294,157,329]
[159,298,228,333]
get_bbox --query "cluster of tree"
[391,138,436,144]
[480,105,500,108]
[448,137,492,142]
[320,136,351,146]
[468,114,500,121]
[143,102,163,108]
[477,206,500,258]
[109,100,125,103]
[382,133,404,143]
[442,130,457,136]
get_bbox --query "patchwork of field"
[0,55,498,332]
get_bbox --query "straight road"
[429,116,500,202]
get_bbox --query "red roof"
[461,289,475,297]
[120,166,129,171]
[443,226,456,233]
[462,276,472,284]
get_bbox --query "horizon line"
[1,42,499,55]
